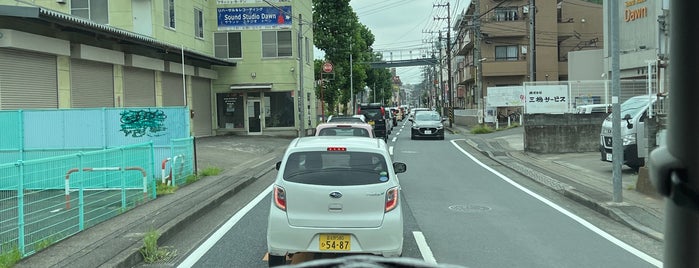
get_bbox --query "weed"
[140,229,176,263]
[199,166,222,177]
[156,182,178,196]
[470,125,494,134]
[33,233,63,253]
[185,174,199,184]
[0,244,21,268]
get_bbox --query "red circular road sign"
[323,62,333,73]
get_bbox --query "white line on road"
[178,185,273,268]
[413,231,437,264]
[392,137,397,143]
[449,139,662,267]
[389,146,394,156]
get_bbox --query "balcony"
[481,20,528,38]
[482,60,528,77]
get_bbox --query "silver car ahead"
[267,136,407,267]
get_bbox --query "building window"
[493,7,519,21]
[264,92,295,127]
[194,8,204,39]
[214,32,242,59]
[495,45,518,61]
[164,0,176,29]
[262,31,292,58]
[71,0,109,24]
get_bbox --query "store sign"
[217,6,292,30]
[624,0,648,22]
[524,85,569,114]
[486,86,525,107]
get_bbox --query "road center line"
[413,231,437,264]
[389,146,394,156]
[449,139,662,267]
[178,185,273,268]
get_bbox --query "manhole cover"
[448,204,492,213]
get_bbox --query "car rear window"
[361,109,383,120]
[318,127,370,137]
[282,151,389,186]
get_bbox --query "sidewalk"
[446,124,665,242]
[14,135,294,268]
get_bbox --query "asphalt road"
[159,121,661,268]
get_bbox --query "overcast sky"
[314,0,471,85]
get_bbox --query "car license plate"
[424,130,432,134]
[368,120,375,126]
[606,153,612,161]
[319,234,351,251]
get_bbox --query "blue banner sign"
[217,6,292,30]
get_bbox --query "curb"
[108,157,279,268]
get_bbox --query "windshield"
[621,97,653,117]
[415,112,441,121]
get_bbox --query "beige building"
[453,0,603,109]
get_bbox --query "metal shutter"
[191,77,212,137]
[0,48,58,109]
[161,72,185,106]
[123,67,156,107]
[70,59,114,108]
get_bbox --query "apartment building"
[453,0,603,110]
[0,0,314,137]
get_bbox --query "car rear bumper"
[267,205,403,257]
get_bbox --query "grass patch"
[185,174,199,184]
[470,125,494,134]
[199,166,222,177]
[156,182,178,196]
[140,229,176,264]
[0,244,21,268]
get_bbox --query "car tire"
[410,135,415,140]
[268,254,286,267]
[439,135,444,140]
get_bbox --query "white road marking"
[449,139,662,267]
[178,185,273,268]
[413,231,437,264]
[392,137,397,143]
[389,146,394,155]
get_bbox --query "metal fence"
[0,108,196,259]
[0,142,157,257]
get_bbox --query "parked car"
[409,110,446,140]
[575,104,612,114]
[599,94,664,171]
[314,122,374,138]
[267,136,407,266]
[357,103,390,142]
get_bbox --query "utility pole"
[528,0,536,82]
[609,0,622,202]
[473,0,483,124]
[297,13,305,137]
[350,35,354,113]
[434,1,453,127]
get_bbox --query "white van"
[575,104,611,114]
[599,95,659,171]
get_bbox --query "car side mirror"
[275,161,282,170]
[623,114,634,129]
[442,117,447,122]
[393,162,407,173]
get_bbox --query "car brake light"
[274,185,286,211]
[385,187,398,212]
[327,147,347,151]
[380,107,385,116]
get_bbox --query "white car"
[267,136,407,266]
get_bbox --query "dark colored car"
[409,111,445,140]
[357,103,389,142]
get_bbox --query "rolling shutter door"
[0,48,58,109]
[192,77,212,137]
[70,59,114,108]
[161,73,184,106]
[123,67,156,107]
